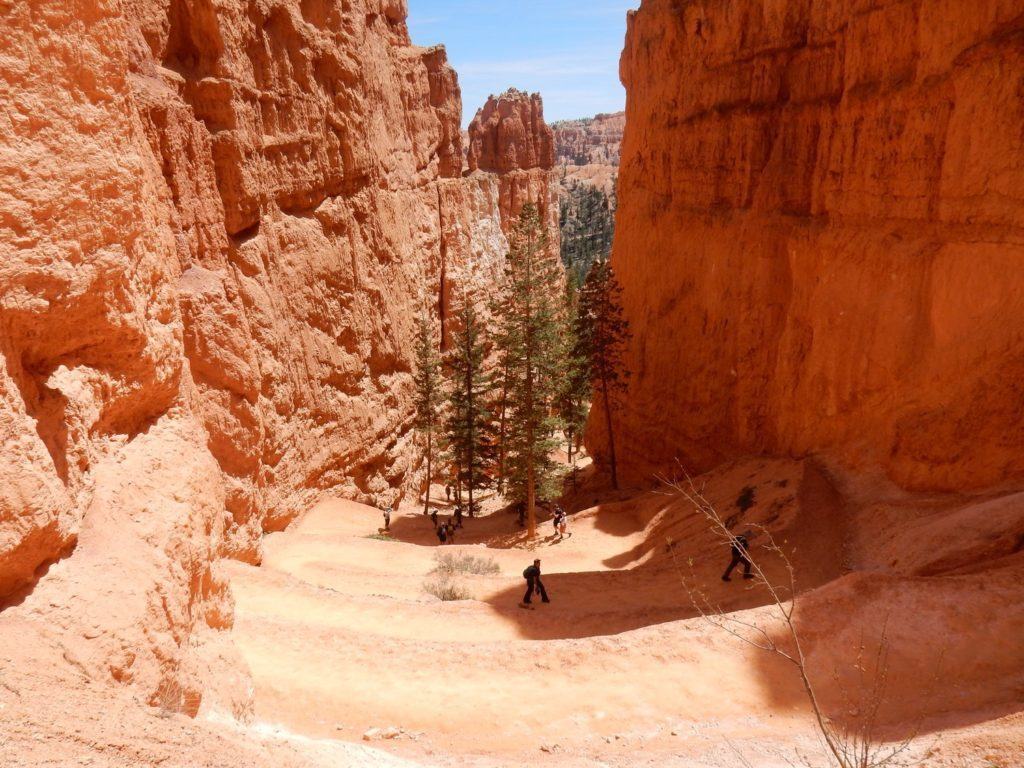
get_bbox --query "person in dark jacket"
[436,523,447,545]
[521,559,550,605]
[430,508,439,528]
[722,530,755,581]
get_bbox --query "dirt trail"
[226,459,1024,766]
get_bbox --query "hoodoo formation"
[1,0,1023,766]
[590,0,1024,492]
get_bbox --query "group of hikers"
[429,505,462,544]
[378,496,757,609]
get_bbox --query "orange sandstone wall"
[0,0,524,708]
[590,0,1024,491]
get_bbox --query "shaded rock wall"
[590,0,1024,491]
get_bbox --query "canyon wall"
[590,0,1024,491]
[552,112,624,167]
[0,0,554,711]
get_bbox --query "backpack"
[523,567,533,579]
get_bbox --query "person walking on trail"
[558,510,568,539]
[453,504,464,529]
[722,530,755,582]
[436,522,447,545]
[445,484,451,502]
[446,520,456,544]
[520,559,550,607]
[383,506,392,531]
[430,508,439,529]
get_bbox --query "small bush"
[365,533,396,542]
[430,551,500,576]
[423,573,472,601]
[736,485,756,512]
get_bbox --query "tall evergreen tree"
[412,306,444,514]
[556,280,590,486]
[496,204,567,538]
[575,258,631,490]
[443,297,494,518]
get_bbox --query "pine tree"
[412,306,444,514]
[556,280,590,490]
[443,296,494,518]
[575,258,631,490]
[496,204,567,538]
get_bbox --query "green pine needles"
[408,204,631,536]
[413,305,444,514]
[574,257,631,489]
[494,204,569,537]
[443,297,496,518]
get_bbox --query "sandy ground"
[223,458,1024,767]
[0,456,1019,767]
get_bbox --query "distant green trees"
[559,180,616,287]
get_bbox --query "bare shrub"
[431,551,500,576]
[423,573,472,601]
[152,677,202,718]
[664,471,940,768]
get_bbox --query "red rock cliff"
[467,88,555,174]
[0,0,489,711]
[590,0,1024,491]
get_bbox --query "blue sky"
[406,1,638,126]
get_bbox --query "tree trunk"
[496,360,509,495]
[423,429,432,514]
[600,370,619,490]
[466,359,474,520]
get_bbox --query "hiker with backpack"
[430,508,439,529]
[722,530,755,582]
[520,559,550,606]
[383,506,392,531]
[436,522,447,545]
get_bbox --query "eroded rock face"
[590,0,1024,492]
[552,112,624,168]
[467,89,555,174]
[0,0,492,710]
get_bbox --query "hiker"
[521,559,550,606]
[722,530,754,582]
[436,523,447,545]
[552,508,561,536]
[446,520,456,544]
[430,508,439,528]
[383,506,392,531]
[453,504,464,529]
[558,510,568,539]
[445,484,451,501]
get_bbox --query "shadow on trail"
[480,460,848,641]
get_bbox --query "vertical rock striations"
[592,0,1024,491]
[0,0,516,712]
